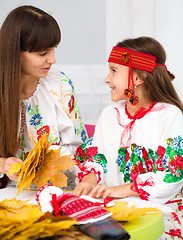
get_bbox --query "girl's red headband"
[108,46,174,105]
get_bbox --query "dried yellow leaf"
[8,162,22,175]
[0,198,42,220]
[50,171,68,187]
[0,198,77,240]
[9,133,76,194]
[105,201,161,221]
[0,198,29,210]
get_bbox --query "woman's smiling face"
[20,47,56,80]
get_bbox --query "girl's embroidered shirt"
[74,101,183,204]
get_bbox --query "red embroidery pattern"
[164,228,183,239]
[78,166,101,184]
[73,145,107,183]
[130,175,155,200]
[108,46,174,78]
[53,193,110,223]
[171,212,182,225]
[118,137,183,190]
[37,125,50,140]
[68,95,75,113]
[178,205,183,211]
[166,199,182,204]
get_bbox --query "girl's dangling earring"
[124,58,139,105]
[124,88,133,98]
[124,56,135,99]
[129,84,139,106]
[129,95,139,106]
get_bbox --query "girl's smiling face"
[105,62,129,102]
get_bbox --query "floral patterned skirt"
[158,192,183,240]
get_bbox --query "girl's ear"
[133,72,146,86]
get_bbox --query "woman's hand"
[0,157,23,181]
[72,172,97,196]
[88,183,137,199]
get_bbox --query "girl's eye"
[112,68,116,72]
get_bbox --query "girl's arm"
[88,183,138,199]
[72,172,97,196]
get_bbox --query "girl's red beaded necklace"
[125,102,157,120]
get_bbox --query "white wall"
[1,0,183,124]
[106,0,183,103]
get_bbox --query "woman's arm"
[0,157,23,181]
[54,70,88,156]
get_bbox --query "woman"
[0,5,87,186]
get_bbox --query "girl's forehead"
[109,62,119,68]
[109,62,129,70]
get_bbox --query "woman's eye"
[112,68,116,72]
[40,51,47,56]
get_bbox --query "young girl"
[0,5,87,186]
[73,37,183,239]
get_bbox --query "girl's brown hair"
[116,36,183,112]
[0,5,61,157]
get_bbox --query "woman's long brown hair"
[0,6,61,157]
[116,36,183,113]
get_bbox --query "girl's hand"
[1,157,23,181]
[72,172,97,196]
[89,183,137,199]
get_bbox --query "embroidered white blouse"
[17,66,87,159]
[74,101,183,239]
[74,101,183,203]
